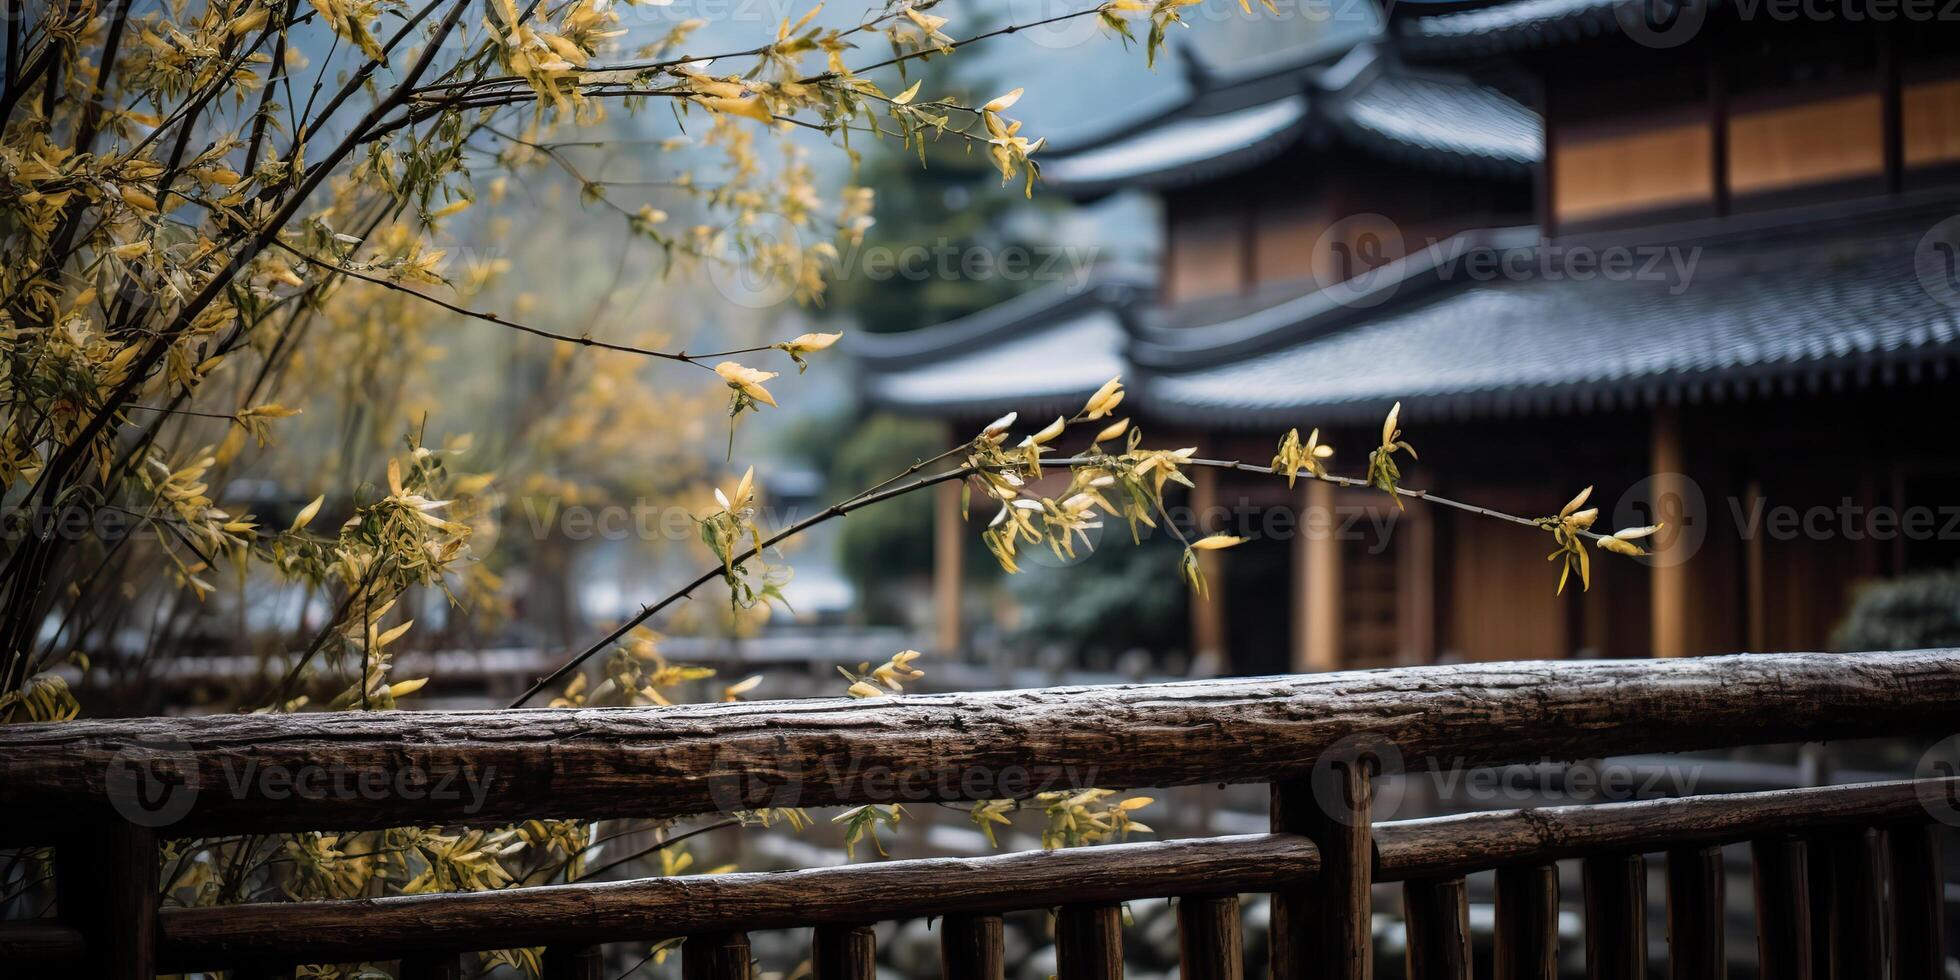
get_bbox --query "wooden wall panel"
[1904,78,1960,168]
[1253,198,1328,288]
[1553,123,1713,223]
[1447,505,1569,661]
[1166,204,1247,305]
[1729,93,1884,194]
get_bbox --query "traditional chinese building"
[855,5,1960,675]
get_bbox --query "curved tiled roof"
[1337,73,1542,170]
[1039,95,1313,195]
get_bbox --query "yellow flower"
[715,361,779,407]
[1189,534,1246,551]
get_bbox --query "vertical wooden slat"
[1176,894,1242,980]
[1404,877,1472,980]
[1752,837,1814,980]
[1650,406,1688,658]
[932,475,962,653]
[812,924,877,980]
[1887,822,1947,980]
[1055,904,1123,980]
[940,913,1005,980]
[542,944,602,980]
[397,954,462,980]
[1823,829,1885,980]
[1666,845,1726,980]
[1271,757,1374,980]
[1583,853,1647,980]
[683,932,750,980]
[62,820,158,980]
[1494,863,1560,980]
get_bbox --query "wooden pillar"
[1396,500,1435,665]
[1665,845,1726,980]
[542,945,602,980]
[933,477,963,655]
[1651,405,1689,658]
[1494,864,1560,980]
[1752,837,1813,980]
[940,913,1005,980]
[1272,757,1373,979]
[1293,479,1341,673]
[1404,877,1472,980]
[812,925,876,980]
[61,819,157,980]
[1583,853,1647,980]
[1191,465,1228,668]
[1055,904,1123,980]
[682,932,750,980]
[1743,481,1766,652]
[1887,822,1947,980]
[1821,829,1885,979]
[1176,894,1243,980]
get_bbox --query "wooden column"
[1887,822,1947,980]
[541,945,602,980]
[1055,904,1122,980]
[1665,845,1725,980]
[1495,864,1560,980]
[1396,499,1435,664]
[1821,829,1885,979]
[1583,853,1647,980]
[1272,757,1373,979]
[1752,838,1812,980]
[933,478,963,654]
[683,932,750,980]
[1404,877,1472,980]
[1294,479,1341,673]
[1651,405,1689,658]
[940,913,1005,980]
[61,819,157,980]
[812,924,876,980]
[1176,894,1242,980]
[1743,481,1766,652]
[1191,465,1228,667]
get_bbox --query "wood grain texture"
[1054,905,1122,980]
[1276,759,1373,979]
[1821,829,1885,979]
[682,932,749,980]
[1886,822,1947,980]
[1752,838,1813,980]
[542,945,602,980]
[812,924,876,980]
[1403,877,1472,980]
[60,819,157,979]
[129,780,1952,970]
[1175,895,1242,980]
[1582,854,1646,980]
[1493,864,1559,980]
[940,913,1005,980]
[6,650,1958,837]
[1664,846,1725,980]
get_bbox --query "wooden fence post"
[1821,829,1884,979]
[1494,863,1560,980]
[683,932,750,980]
[1665,845,1725,980]
[1176,894,1242,980]
[541,945,602,980]
[1055,904,1122,980]
[939,913,1005,980]
[1403,877,1472,980]
[1752,837,1813,980]
[60,818,158,979]
[1272,755,1375,980]
[1583,853,1646,980]
[812,924,877,980]
[1887,821,1947,980]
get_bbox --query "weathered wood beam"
[5,650,1955,837]
[115,779,1951,971]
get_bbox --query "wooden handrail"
[4,649,1957,838]
[1,779,1936,971]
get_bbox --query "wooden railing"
[2,649,1958,978]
